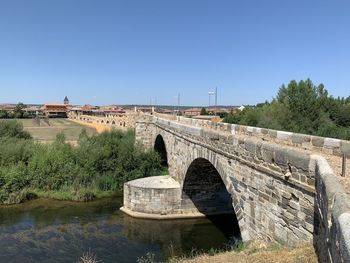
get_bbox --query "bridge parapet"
[169,115,350,157]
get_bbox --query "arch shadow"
[182,158,241,242]
[154,134,168,167]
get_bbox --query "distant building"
[134,106,155,114]
[43,104,68,118]
[207,107,231,115]
[64,96,69,105]
[183,108,202,117]
[23,106,43,117]
[156,108,174,114]
[238,105,246,111]
[0,104,16,113]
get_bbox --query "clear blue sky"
[0,0,349,106]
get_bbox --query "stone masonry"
[121,114,350,262]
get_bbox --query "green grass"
[0,118,96,142]
[32,188,116,202]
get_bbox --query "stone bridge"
[121,114,350,263]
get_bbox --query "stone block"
[274,148,288,165]
[261,144,275,163]
[277,131,293,141]
[291,134,310,144]
[341,141,350,156]
[324,138,341,149]
[245,140,256,154]
[269,130,277,138]
[261,128,269,135]
[286,149,310,171]
[311,136,324,147]
[255,128,262,134]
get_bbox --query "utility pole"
[208,88,217,115]
[177,93,180,114]
[215,87,218,116]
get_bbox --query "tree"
[223,79,350,140]
[0,111,8,119]
[14,102,25,118]
[200,107,208,115]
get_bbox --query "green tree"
[223,79,350,140]
[0,111,8,119]
[14,102,25,118]
[200,107,208,115]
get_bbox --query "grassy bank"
[0,120,163,205]
[135,241,317,263]
[177,242,317,263]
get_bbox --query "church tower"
[64,96,69,105]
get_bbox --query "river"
[0,196,240,263]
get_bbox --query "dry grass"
[78,251,101,263]
[72,119,112,133]
[178,241,317,263]
[1,118,97,142]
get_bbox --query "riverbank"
[166,241,317,263]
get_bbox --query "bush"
[0,121,163,204]
[0,120,31,139]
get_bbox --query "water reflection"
[0,197,238,263]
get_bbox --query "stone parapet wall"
[172,115,350,157]
[154,112,177,121]
[313,155,350,263]
[68,112,139,129]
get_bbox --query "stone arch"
[101,120,104,124]
[112,120,115,125]
[107,120,110,124]
[154,134,168,167]
[181,157,243,240]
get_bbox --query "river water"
[0,196,240,263]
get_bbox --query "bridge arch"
[181,157,242,240]
[154,134,168,167]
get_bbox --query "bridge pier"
[121,175,235,220]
